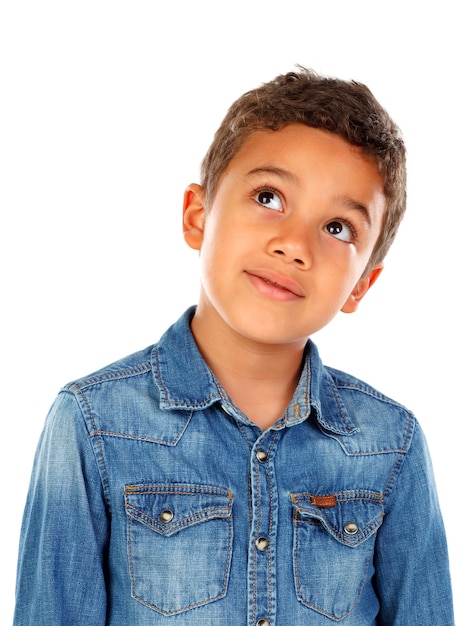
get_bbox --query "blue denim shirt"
[14,307,454,625]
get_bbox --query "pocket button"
[159,509,174,523]
[344,522,359,535]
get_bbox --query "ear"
[183,183,206,250]
[341,264,384,314]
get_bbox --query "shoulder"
[320,364,416,454]
[325,365,408,409]
[51,342,165,441]
[57,344,160,425]
[62,344,156,394]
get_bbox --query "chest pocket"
[125,483,233,615]
[292,491,383,621]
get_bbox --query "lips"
[245,269,305,298]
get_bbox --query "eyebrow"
[246,166,373,227]
[246,166,299,184]
[341,198,372,227]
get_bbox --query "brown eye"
[325,220,353,242]
[254,189,282,211]
[327,221,343,235]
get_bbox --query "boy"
[14,68,454,625]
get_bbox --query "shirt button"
[344,522,359,535]
[255,536,269,551]
[256,449,268,462]
[257,620,270,626]
[159,509,174,523]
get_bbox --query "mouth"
[245,269,305,299]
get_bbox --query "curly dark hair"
[200,67,406,274]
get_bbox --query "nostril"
[272,248,306,266]
[273,249,305,265]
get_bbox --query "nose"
[267,225,312,268]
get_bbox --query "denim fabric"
[14,307,454,625]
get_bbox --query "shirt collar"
[152,307,357,435]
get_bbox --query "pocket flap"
[292,491,383,547]
[125,483,233,537]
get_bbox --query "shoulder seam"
[63,362,152,392]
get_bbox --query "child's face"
[183,123,386,348]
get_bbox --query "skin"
[183,124,386,429]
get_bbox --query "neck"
[190,304,307,429]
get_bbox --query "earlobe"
[183,183,206,250]
[341,265,384,314]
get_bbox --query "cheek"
[320,232,375,276]
[319,236,358,276]
[198,229,236,289]
[202,211,249,258]
[201,229,232,266]
[316,243,369,301]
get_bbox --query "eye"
[325,220,354,243]
[254,189,283,211]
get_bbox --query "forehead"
[220,123,385,204]
[232,123,376,169]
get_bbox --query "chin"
[232,318,311,347]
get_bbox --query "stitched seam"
[295,512,384,543]
[383,411,414,498]
[330,382,354,430]
[334,381,406,407]
[343,447,408,455]
[236,420,254,451]
[88,410,192,446]
[267,430,280,620]
[125,484,231,496]
[87,430,179,445]
[75,387,111,510]
[154,345,222,408]
[126,502,232,533]
[293,491,383,503]
[71,363,151,390]
[251,450,260,625]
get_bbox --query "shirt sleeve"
[374,419,454,625]
[14,390,110,626]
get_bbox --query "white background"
[1,1,473,623]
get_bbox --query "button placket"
[247,434,278,626]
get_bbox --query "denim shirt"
[14,307,454,625]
